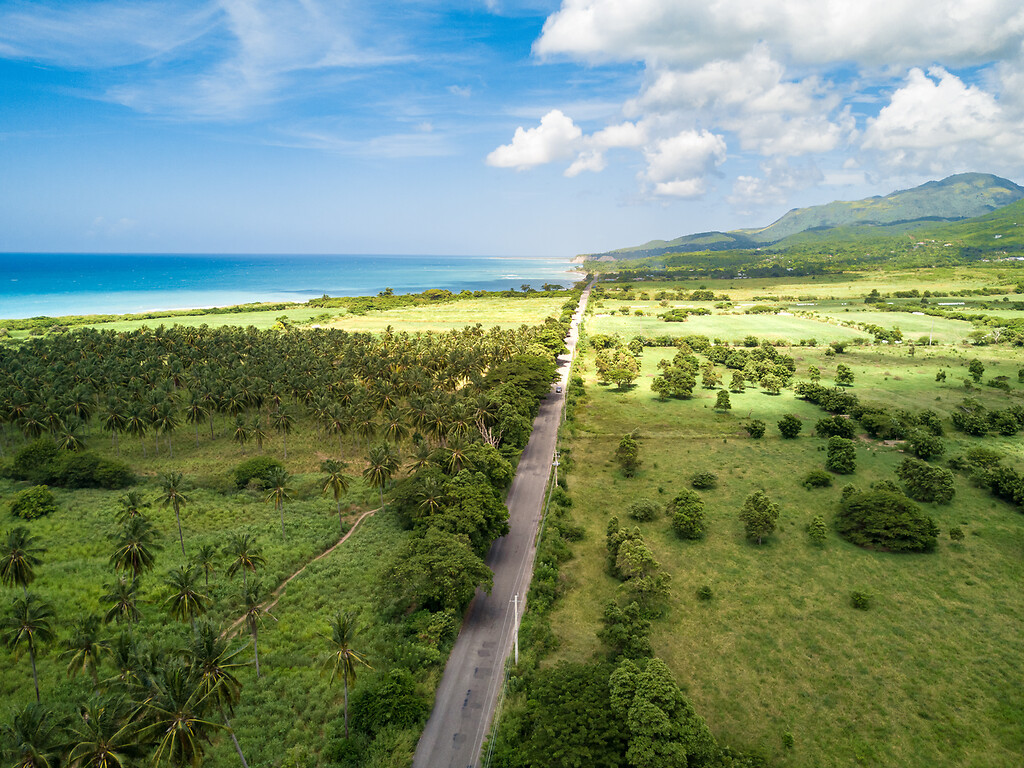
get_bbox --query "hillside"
[587,172,1024,260]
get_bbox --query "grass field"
[547,320,1024,767]
[76,295,567,334]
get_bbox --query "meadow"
[546,313,1024,767]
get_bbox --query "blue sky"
[2,0,1024,257]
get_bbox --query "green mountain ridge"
[588,172,1024,260]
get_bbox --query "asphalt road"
[412,284,591,768]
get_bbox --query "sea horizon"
[0,252,581,320]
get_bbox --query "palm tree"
[142,664,222,768]
[102,577,141,626]
[240,580,273,679]
[158,471,190,559]
[416,476,445,518]
[363,443,398,511]
[271,409,294,460]
[59,614,108,687]
[191,544,218,588]
[223,534,265,588]
[320,460,350,536]
[264,467,292,542]
[67,697,141,768]
[322,611,371,738]
[152,401,179,458]
[56,416,86,452]
[2,594,56,703]
[249,416,268,452]
[186,621,250,768]
[1,527,46,596]
[231,417,250,455]
[1,702,65,768]
[182,391,209,448]
[163,566,208,629]
[109,516,160,581]
[444,438,469,475]
[113,491,149,524]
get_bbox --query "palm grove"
[0,296,576,768]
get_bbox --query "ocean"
[0,253,580,320]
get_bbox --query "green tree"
[777,414,803,439]
[2,594,56,703]
[597,601,652,661]
[739,490,780,545]
[728,371,745,393]
[224,533,265,587]
[666,490,705,540]
[101,577,140,626]
[240,579,273,679]
[142,664,223,768]
[1,527,46,596]
[191,544,218,589]
[808,515,828,547]
[186,621,251,768]
[109,516,160,581]
[381,528,492,614]
[163,566,209,629]
[825,436,857,474]
[968,358,985,382]
[896,458,956,504]
[59,614,107,686]
[713,389,731,411]
[363,443,399,511]
[271,408,294,460]
[616,433,641,477]
[1,702,66,768]
[264,467,293,542]
[158,471,190,559]
[835,364,855,387]
[745,419,766,439]
[836,486,939,552]
[66,697,141,768]
[9,486,58,521]
[322,611,371,738]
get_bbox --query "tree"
[158,471,190,559]
[777,414,802,438]
[746,420,766,439]
[2,594,56,703]
[968,358,985,382]
[808,365,821,382]
[651,366,696,400]
[186,621,251,768]
[1,527,46,595]
[323,611,371,738]
[240,579,273,678]
[102,577,141,626]
[381,527,492,614]
[825,436,857,474]
[363,443,399,511]
[739,490,779,545]
[264,467,293,542]
[713,390,731,411]
[896,458,956,504]
[597,601,652,660]
[224,533,265,587]
[666,490,705,540]
[728,371,745,393]
[835,364,855,387]
[109,516,160,580]
[163,566,209,629]
[67,697,141,768]
[1,702,66,768]
[808,515,828,546]
[271,408,295,460]
[192,544,218,588]
[142,664,223,768]
[616,433,641,477]
[59,614,107,686]
[9,486,58,521]
[320,460,350,536]
[836,486,939,552]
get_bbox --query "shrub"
[802,470,833,489]
[714,390,731,411]
[968,359,985,382]
[777,414,802,439]
[10,485,58,520]
[815,415,856,439]
[696,585,713,601]
[835,364,855,386]
[233,456,286,489]
[906,430,944,461]
[616,433,641,477]
[825,437,856,474]
[949,526,965,543]
[9,438,60,483]
[350,668,430,735]
[745,420,766,439]
[667,490,706,540]
[54,452,134,489]
[836,486,939,552]
[627,498,660,522]
[690,472,718,490]
[850,591,872,610]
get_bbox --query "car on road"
[555,385,562,393]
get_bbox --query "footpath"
[412,283,591,768]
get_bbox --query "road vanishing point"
[412,282,591,768]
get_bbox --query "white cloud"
[643,130,727,197]
[728,159,824,208]
[862,67,1024,171]
[565,150,606,177]
[486,110,583,170]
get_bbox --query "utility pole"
[553,451,560,488]
[512,594,519,665]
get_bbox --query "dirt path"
[222,507,378,639]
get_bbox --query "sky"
[2,0,1024,257]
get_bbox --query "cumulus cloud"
[729,159,824,208]
[643,130,727,197]
[486,110,583,170]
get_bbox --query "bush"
[825,437,856,475]
[802,470,833,489]
[233,456,286,489]
[896,458,956,504]
[8,438,60,483]
[627,498,660,522]
[815,415,856,439]
[807,515,828,546]
[10,485,58,520]
[350,668,430,735]
[690,472,718,490]
[696,585,713,601]
[745,420,766,439]
[777,414,802,439]
[836,486,939,552]
[906,430,944,461]
[53,452,134,489]
[850,591,872,610]
[739,490,779,545]
[667,490,706,540]
[949,526,965,544]
[616,433,641,477]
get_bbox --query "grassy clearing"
[548,316,1024,767]
[80,295,566,334]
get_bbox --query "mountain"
[586,173,1024,260]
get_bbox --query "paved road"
[412,284,591,768]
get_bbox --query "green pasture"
[548,333,1024,767]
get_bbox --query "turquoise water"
[0,253,580,319]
